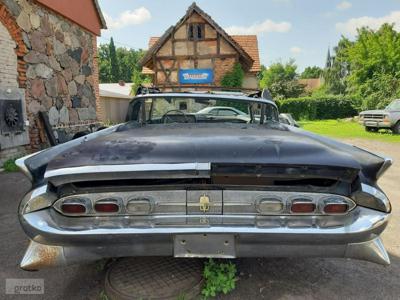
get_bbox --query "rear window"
[129,96,278,125]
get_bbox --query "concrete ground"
[0,138,399,299]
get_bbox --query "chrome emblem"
[199,194,210,212]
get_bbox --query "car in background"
[279,113,299,127]
[359,99,400,134]
[195,106,253,123]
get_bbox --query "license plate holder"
[174,234,236,258]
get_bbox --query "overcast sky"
[97,0,400,72]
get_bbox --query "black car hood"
[47,123,361,171]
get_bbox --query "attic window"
[188,23,205,41]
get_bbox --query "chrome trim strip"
[44,162,211,179]
[358,183,391,212]
[376,157,393,179]
[20,236,390,270]
[15,151,43,182]
[22,207,388,240]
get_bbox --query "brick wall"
[214,58,236,86]
[92,35,103,122]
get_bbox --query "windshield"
[134,96,278,124]
[386,100,400,111]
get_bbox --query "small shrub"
[277,96,358,120]
[218,63,247,112]
[220,63,244,88]
[2,158,19,172]
[99,290,109,300]
[202,259,237,299]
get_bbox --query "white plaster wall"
[0,22,18,88]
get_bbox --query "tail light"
[291,200,316,213]
[257,198,284,214]
[323,203,349,214]
[127,198,152,215]
[61,203,87,214]
[94,199,120,213]
[322,197,352,214]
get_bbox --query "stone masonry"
[0,0,100,163]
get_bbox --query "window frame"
[188,23,205,41]
[127,96,279,124]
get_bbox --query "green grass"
[299,119,400,143]
[2,158,19,172]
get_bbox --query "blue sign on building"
[178,69,214,84]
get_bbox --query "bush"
[221,63,244,88]
[2,158,19,172]
[277,96,358,120]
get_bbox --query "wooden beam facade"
[150,12,242,90]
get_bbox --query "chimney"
[118,80,125,86]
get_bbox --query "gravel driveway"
[0,139,399,299]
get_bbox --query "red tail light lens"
[291,201,316,213]
[324,203,349,214]
[61,203,86,214]
[94,202,119,213]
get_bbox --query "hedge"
[276,96,358,120]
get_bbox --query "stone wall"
[0,0,99,158]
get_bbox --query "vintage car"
[16,90,392,270]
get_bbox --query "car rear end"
[16,137,392,270]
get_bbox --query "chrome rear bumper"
[19,206,390,270]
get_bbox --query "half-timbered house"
[140,2,261,91]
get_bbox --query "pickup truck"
[359,99,400,134]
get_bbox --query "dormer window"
[188,23,205,41]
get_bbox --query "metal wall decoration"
[0,88,29,150]
[0,100,24,133]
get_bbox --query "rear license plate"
[174,234,236,258]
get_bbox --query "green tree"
[259,60,305,99]
[301,66,323,79]
[323,38,352,95]
[98,44,111,83]
[118,47,147,83]
[98,39,148,85]
[323,24,400,110]
[109,37,120,82]
[345,24,400,109]
[131,69,152,94]
[257,64,267,80]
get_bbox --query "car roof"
[133,92,277,107]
